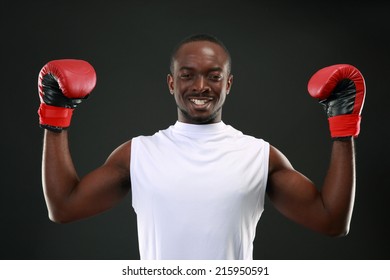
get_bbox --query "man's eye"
[180,74,191,79]
[209,74,222,81]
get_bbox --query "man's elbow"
[47,209,75,224]
[325,224,351,238]
[48,214,67,224]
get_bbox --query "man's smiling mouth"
[190,98,213,105]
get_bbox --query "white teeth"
[191,99,208,105]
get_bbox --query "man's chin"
[178,108,220,124]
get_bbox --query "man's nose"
[192,75,210,93]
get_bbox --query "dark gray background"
[1,0,389,259]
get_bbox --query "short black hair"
[169,33,232,74]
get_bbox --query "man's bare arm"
[267,141,355,236]
[42,130,131,223]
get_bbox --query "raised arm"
[266,64,365,237]
[267,140,355,236]
[38,59,131,223]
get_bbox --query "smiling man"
[168,38,233,124]
[38,33,365,260]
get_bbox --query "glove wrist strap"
[328,114,361,138]
[38,103,74,129]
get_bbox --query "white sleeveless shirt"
[130,121,269,259]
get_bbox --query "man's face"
[167,41,233,124]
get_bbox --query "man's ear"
[167,74,174,95]
[226,74,233,95]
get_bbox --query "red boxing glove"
[307,64,366,138]
[38,59,97,132]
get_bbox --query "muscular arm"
[266,139,355,237]
[42,130,131,223]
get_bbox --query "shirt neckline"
[172,121,227,135]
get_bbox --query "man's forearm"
[42,130,80,221]
[321,138,356,236]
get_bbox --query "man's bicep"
[64,142,131,222]
[266,145,321,226]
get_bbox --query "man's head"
[167,34,233,124]
[169,34,232,75]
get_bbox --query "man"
[38,34,365,259]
